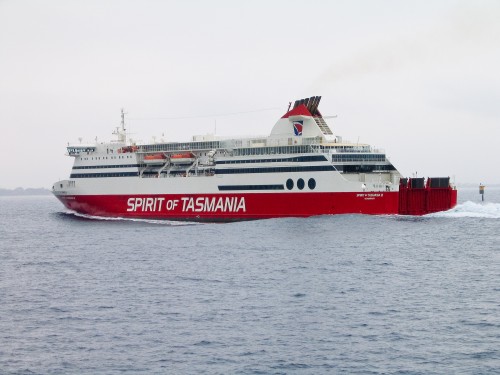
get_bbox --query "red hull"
[398,179,458,215]
[56,182,457,221]
[57,192,400,221]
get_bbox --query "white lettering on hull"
[356,193,383,201]
[180,197,246,213]
[126,197,246,213]
[127,197,165,212]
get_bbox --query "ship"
[53,96,457,221]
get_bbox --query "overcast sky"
[1,0,499,189]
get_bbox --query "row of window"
[335,164,396,173]
[215,165,334,174]
[143,170,200,175]
[70,165,395,179]
[67,147,95,155]
[216,179,317,191]
[69,168,327,179]
[324,145,371,153]
[141,141,221,153]
[286,178,316,190]
[231,145,315,156]
[73,164,144,170]
[332,154,386,162]
[79,155,133,161]
[216,155,327,165]
[72,155,328,170]
[70,172,139,178]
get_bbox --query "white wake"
[429,201,500,219]
[61,210,201,225]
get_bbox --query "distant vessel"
[53,96,457,220]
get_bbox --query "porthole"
[286,179,294,190]
[308,178,316,190]
[297,178,305,190]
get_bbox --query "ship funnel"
[290,96,322,116]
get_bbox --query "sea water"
[0,188,499,374]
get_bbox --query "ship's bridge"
[66,145,96,156]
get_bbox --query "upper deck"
[64,96,399,182]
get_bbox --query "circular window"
[286,178,294,190]
[297,178,305,190]
[308,178,316,190]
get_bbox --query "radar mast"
[112,108,127,143]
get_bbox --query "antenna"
[111,108,128,144]
[121,108,127,132]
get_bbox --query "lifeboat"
[118,145,139,153]
[170,152,196,164]
[144,153,167,165]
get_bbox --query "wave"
[59,210,201,226]
[429,201,500,219]
[57,201,500,223]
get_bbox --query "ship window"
[308,178,316,190]
[286,179,294,190]
[297,178,305,190]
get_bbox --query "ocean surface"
[1,188,499,374]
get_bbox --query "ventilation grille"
[314,117,333,135]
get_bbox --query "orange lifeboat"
[144,153,167,165]
[118,145,139,153]
[170,152,196,164]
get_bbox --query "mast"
[121,108,126,133]
[112,109,127,143]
